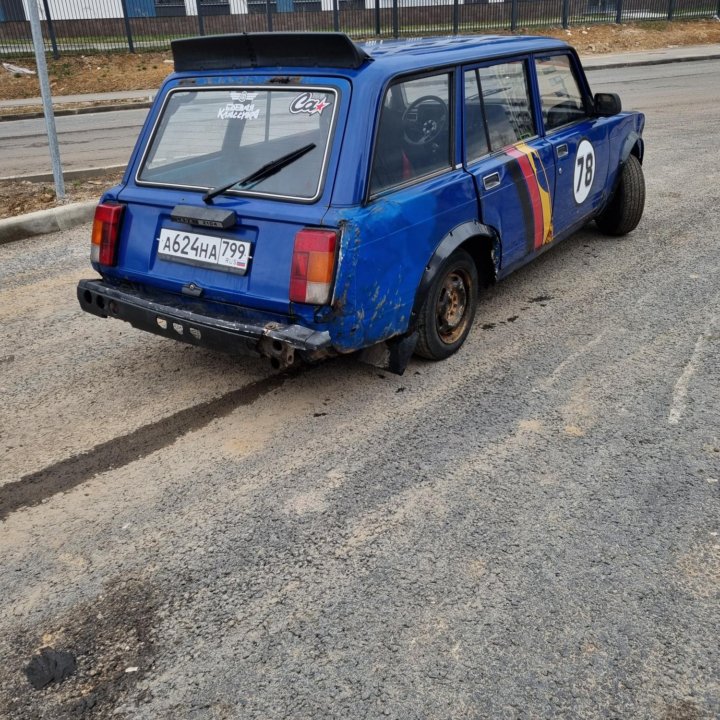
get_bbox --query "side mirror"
[594,92,622,116]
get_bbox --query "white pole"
[27,0,65,200]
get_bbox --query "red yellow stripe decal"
[506,143,553,250]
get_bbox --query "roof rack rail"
[171,32,372,72]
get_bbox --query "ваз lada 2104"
[77,32,645,374]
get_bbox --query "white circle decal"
[573,139,595,204]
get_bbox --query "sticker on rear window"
[218,91,260,121]
[289,92,331,116]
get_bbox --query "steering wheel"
[402,95,448,146]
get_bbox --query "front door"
[463,58,556,273]
[534,53,610,237]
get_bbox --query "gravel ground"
[0,61,718,719]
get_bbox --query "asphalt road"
[0,107,149,178]
[1,61,719,719]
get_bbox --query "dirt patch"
[1,20,719,104]
[533,17,720,54]
[661,700,707,720]
[0,578,158,719]
[0,170,124,220]
[0,52,173,101]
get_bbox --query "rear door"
[463,58,556,273]
[115,78,349,313]
[345,70,479,347]
[533,52,610,235]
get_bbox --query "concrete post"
[27,0,65,200]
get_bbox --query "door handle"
[483,172,501,190]
[557,143,569,158]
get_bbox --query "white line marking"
[542,331,608,388]
[668,334,706,425]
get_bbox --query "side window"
[464,70,489,162]
[370,73,451,196]
[477,61,535,150]
[535,55,589,131]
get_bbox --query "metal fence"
[1,0,718,57]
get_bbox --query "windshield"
[137,86,338,201]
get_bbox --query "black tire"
[415,248,478,360]
[595,154,645,236]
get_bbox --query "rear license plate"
[157,228,252,274]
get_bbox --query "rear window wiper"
[203,143,316,204]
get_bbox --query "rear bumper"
[77,278,332,360]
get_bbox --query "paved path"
[580,41,720,68]
[0,89,156,110]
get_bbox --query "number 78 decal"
[573,139,595,204]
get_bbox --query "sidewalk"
[580,41,720,69]
[1,42,719,118]
[0,89,155,120]
[0,89,155,110]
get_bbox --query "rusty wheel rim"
[436,268,472,345]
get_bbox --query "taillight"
[91,202,124,266]
[290,228,338,304]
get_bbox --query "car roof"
[170,32,572,79]
[348,35,574,90]
[358,34,571,72]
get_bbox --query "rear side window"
[477,61,535,150]
[370,73,452,195]
[535,55,589,131]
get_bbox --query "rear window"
[137,86,338,202]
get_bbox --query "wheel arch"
[599,132,643,216]
[410,220,499,328]
[596,130,645,215]
[622,132,644,165]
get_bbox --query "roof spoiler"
[171,32,372,72]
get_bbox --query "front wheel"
[595,154,645,236]
[415,248,478,360]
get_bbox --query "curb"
[0,201,96,245]
[0,100,153,123]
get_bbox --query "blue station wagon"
[78,32,645,373]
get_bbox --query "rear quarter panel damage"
[327,172,478,351]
